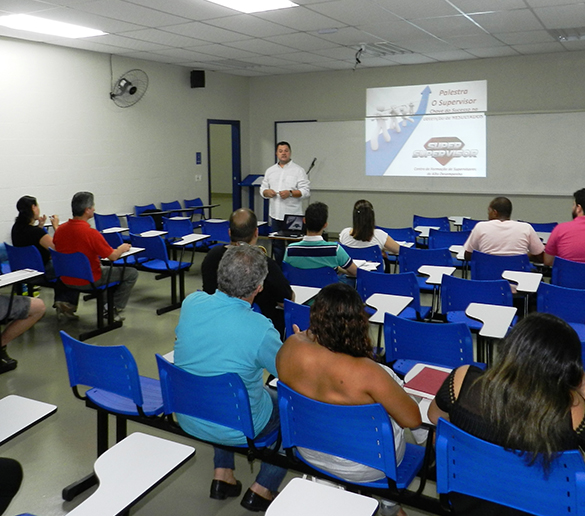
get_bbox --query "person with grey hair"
[174,245,287,512]
[53,191,138,321]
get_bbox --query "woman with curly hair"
[429,312,585,515]
[276,283,421,488]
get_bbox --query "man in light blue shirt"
[174,245,286,512]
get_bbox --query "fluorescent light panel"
[0,14,106,38]
[206,0,298,14]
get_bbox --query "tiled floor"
[0,253,438,516]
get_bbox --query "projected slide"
[366,80,486,177]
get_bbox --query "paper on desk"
[353,260,380,271]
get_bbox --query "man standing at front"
[174,245,286,512]
[544,188,585,265]
[53,191,138,320]
[261,141,310,263]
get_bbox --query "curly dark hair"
[309,283,372,359]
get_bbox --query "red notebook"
[404,367,450,398]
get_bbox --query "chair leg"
[79,287,122,341]
[155,271,184,315]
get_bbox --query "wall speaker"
[190,70,205,88]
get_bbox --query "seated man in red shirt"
[53,192,137,321]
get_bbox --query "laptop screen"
[283,214,304,233]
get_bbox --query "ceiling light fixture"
[548,28,585,42]
[206,0,298,14]
[0,14,106,38]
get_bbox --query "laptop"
[274,214,305,237]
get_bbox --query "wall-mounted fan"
[110,69,148,108]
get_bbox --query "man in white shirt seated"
[463,196,544,262]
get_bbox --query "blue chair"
[398,246,453,293]
[102,231,147,266]
[50,249,122,341]
[201,219,230,246]
[94,213,122,232]
[130,235,191,315]
[184,198,205,229]
[283,299,311,339]
[461,218,483,231]
[60,331,163,501]
[376,226,416,272]
[383,313,477,376]
[441,274,514,331]
[278,382,426,492]
[551,257,585,289]
[162,217,206,262]
[282,263,339,288]
[413,215,450,232]
[156,354,279,456]
[470,250,532,281]
[134,203,156,216]
[356,269,431,321]
[160,200,182,218]
[537,282,585,352]
[339,244,383,271]
[428,229,471,272]
[522,221,558,233]
[436,418,585,516]
[5,243,48,289]
[127,215,156,235]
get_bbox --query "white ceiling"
[2,0,585,76]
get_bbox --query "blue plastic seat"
[376,226,416,272]
[428,229,471,269]
[94,213,122,232]
[522,221,558,233]
[551,257,585,289]
[278,382,426,491]
[134,203,156,216]
[470,250,532,281]
[398,246,453,293]
[156,354,279,453]
[339,244,383,271]
[130,234,191,315]
[461,218,483,231]
[383,313,478,376]
[201,219,229,246]
[537,282,585,353]
[412,215,450,232]
[60,331,163,501]
[5,243,46,275]
[50,249,122,341]
[127,215,156,235]
[282,263,339,288]
[184,198,205,229]
[436,418,585,516]
[160,200,182,218]
[356,269,431,321]
[441,274,514,331]
[283,299,311,339]
[102,231,147,266]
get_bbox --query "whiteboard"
[277,112,585,195]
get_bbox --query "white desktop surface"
[502,270,542,293]
[120,247,145,258]
[465,303,517,339]
[536,231,551,244]
[354,260,381,271]
[448,216,469,226]
[418,265,456,285]
[365,293,412,324]
[414,226,440,238]
[266,477,378,516]
[205,218,227,223]
[67,432,195,516]
[291,285,320,305]
[101,227,128,234]
[172,233,210,246]
[0,269,42,288]
[449,245,465,261]
[139,230,168,237]
[0,395,57,445]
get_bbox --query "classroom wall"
[248,51,585,232]
[0,36,250,242]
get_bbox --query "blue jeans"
[213,388,286,493]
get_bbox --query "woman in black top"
[429,313,585,515]
[11,196,78,319]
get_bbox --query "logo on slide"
[412,137,478,166]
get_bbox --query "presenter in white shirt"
[261,141,310,263]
